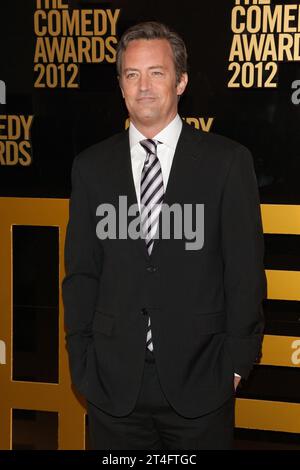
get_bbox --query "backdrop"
[1,0,300,450]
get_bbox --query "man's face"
[119,39,188,132]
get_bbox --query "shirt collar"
[129,114,183,151]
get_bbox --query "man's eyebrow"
[123,65,165,73]
[123,68,139,73]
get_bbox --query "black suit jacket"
[62,121,266,418]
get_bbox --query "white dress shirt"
[128,114,241,381]
[129,114,182,211]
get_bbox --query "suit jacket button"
[141,308,148,316]
[146,265,157,273]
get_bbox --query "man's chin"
[133,113,160,125]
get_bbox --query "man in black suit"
[62,21,266,450]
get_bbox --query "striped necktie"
[140,138,164,352]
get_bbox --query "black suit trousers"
[86,347,235,450]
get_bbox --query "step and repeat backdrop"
[1,0,300,450]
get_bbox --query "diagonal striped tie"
[140,138,164,352]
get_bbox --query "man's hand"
[234,375,241,391]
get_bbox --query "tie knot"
[140,139,160,156]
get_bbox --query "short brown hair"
[116,21,188,84]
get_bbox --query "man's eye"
[126,73,137,79]
[152,71,163,76]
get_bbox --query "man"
[62,21,266,450]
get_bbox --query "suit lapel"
[113,130,150,261]
[150,122,205,257]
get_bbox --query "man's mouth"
[137,97,156,101]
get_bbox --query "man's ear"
[176,73,188,96]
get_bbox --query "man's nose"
[139,73,151,91]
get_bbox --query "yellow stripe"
[260,335,300,367]
[236,399,300,433]
[261,204,300,234]
[266,270,300,301]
